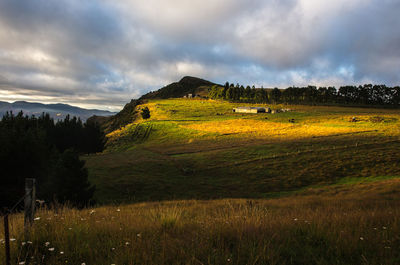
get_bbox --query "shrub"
[141,107,151,119]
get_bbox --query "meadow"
[1,179,400,264]
[85,98,400,204]
[2,98,400,264]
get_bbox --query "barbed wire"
[2,189,32,216]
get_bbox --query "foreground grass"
[1,179,400,265]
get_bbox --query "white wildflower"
[45,242,50,246]
[48,248,55,251]
[60,251,64,254]
[19,262,25,265]
[34,217,40,221]
[10,238,16,242]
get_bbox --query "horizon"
[1,0,399,110]
[0,99,119,112]
[2,76,398,112]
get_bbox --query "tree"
[245,86,251,100]
[0,111,99,209]
[225,86,234,100]
[82,121,105,154]
[45,149,95,208]
[271,88,281,103]
[255,89,267,103]
[141,107,151,119]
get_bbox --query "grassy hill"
[83,98,400,204]
[90,76,219,133]
[3,98,400,264]
[140,76,217,100]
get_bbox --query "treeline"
[209,82,400,106]
[0,111,105,209]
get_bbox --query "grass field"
[84,98,400,204]
[2,98,400,264]
[1,179,400,265]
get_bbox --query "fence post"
[4,214,11,265]
[24,178,36,239]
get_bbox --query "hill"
[4,97,400,264]
[87,99,142,133]
[84,98,400,204]
[140,76,218,99]
[0,101,116,121]
[93,76,219,133]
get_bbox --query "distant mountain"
[140,76,218,99]
[0,101,116,121]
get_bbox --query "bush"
[141,107,151,119]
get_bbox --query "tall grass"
[1,180,399,264]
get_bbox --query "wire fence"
[2,178,36,265]
[2,191,31,216]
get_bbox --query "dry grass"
[1,180,400,265]
[183,118,374,140]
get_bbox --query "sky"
[0,0,399,111]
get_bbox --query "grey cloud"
[0,0,399,110]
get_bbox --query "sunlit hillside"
[3,98,400,264]
[84,98,400,204]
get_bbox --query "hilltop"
[92,76,219,133]
[140,76,218,99]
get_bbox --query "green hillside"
[140,76,217,99]
[84,98,400,204]
[4,97,400,265]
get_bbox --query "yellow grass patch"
[183,119,374,139]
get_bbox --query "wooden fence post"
[24,178,36,239]
[4,214,11,265]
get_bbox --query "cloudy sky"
[0,0,399,111]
